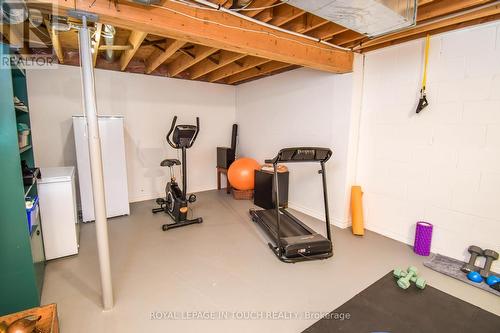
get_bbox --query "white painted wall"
[27,65,236,202]
[235,68,354,227]
[26,21,499,269]
[356,21,500,268]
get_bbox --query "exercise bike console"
[152,116,203,231]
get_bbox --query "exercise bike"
[152,116,203,231]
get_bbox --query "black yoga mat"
[303,272,500,333]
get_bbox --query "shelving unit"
[19,145,32,154]
[0,43,45,316]
[15,105,29,113]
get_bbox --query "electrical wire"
[230,0,289,12]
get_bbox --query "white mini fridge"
[73,116,130,222]
[38,166,79,260]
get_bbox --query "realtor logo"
[0,0,59,69]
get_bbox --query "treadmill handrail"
[269,147,333,253]
[266,147,333,164]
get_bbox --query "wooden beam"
[225,61,290,84]
[357,3,500,50]
[282,13,329,33]
[1,22,24,49]
[268,5,305,26]
[92,23,102,66]
[207,57,271,82]
[167,45,218,77]
[100,44,133,51]
[211,0,233,8]
[419,0,437,5]
[329,30,364,46]
[189,50,246,79]
[307,22,349,40]
[30,0,352,73]
[120,30,147,71]
[43,18,64,63]
[418,0,494,21]
[254,8,274,22]
[244,0,278,18]
[144,39,186,74]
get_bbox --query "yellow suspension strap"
[416,34,430,113]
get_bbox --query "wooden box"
[0,304,59,333]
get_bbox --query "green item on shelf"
[17,123,29,132]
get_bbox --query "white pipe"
[190,0,352,51]
[78,16,114,311]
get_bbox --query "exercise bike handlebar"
[191,117,200,147]
[166,116,178,148]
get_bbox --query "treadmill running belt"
[256,209,309,237]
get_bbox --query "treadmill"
[249,147,333,263]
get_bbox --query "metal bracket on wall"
[67,10,99,22]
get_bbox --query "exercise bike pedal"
[188,194,197,203]
[156,198,166,205]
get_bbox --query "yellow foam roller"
[351,185,364,236]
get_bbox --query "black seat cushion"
[160,159,181,167]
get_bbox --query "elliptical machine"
[152,116,203,231]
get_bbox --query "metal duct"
[283,0,418,38]
[102,24,115,61]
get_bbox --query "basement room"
[0,0,499,332]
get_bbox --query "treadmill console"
[277,147,332,163]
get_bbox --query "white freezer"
[38,166,79,260]
[73,116,130,222]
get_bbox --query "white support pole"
[78,16,114,310]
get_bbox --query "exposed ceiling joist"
[100,44,133,51]
[92,23,102,66]
[307,22,349,40]
[208,57,271,82]
[330,30,364,46]
[189,50,246,79]
[225,61,290,84]
[245,0,278,17]
[2,23,24,49]
[283,13,329,33]
[29,0,353,74]
[145,39,186,74]
[418,0,494,21]
[120,30,148,71]
[168,45,218,77]
[254,8,274,22]
[43,18,64,63]
[268,4,305,26]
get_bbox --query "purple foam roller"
[414,221,433,256]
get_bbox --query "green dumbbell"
[393,266,426,290]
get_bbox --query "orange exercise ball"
[228,158,261,191]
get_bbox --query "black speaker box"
[254,170,289,209]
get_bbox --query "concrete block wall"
[356,21,500,269]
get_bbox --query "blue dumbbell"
[486,275,499,286]
[467,271,483,283]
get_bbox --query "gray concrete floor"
[41,190,499,332]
